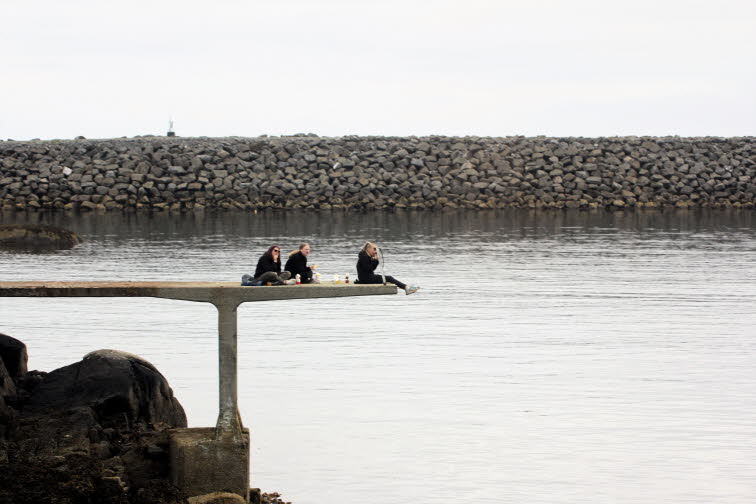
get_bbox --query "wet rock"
[259,492,292,504]
[0,224,81,251]
[188,492,247,504]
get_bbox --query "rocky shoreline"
[0,136,754,212]
[0,334,288,504]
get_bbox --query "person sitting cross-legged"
[253,244,292,285]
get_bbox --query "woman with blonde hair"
[356,242,420,295]
[285,242,318,284]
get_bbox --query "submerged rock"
[0,224,81,251]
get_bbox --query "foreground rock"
[0,136,753,211]
[0,224,81,251]
[0,335,187,504]
[0,334,27,438]
[0,335,292,504]
[23,349,187,428]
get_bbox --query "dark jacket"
[254,254,281,279]
[284,252,312,283]
[356,250,380,283]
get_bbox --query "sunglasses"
[273,249,280,252]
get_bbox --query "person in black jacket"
[356,242,420,295]
[284,243,318,284]
[253,245,292,285]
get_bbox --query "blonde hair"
[362,241,377,254]
[289,242,310,256]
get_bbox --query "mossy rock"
[0,224,81,251]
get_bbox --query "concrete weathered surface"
[0,281,396,303]
[169,428,250,502]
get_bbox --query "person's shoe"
[405,285,421,295]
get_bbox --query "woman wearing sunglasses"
[356,242,420,295]
[253,245,293,285]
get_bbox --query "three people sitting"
[245,241,420,295]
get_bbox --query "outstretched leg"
[384,275,407,290]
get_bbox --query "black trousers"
[359,274,406,290]
[256,271,291,284]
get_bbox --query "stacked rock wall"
[0,136,753,211]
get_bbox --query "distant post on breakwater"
[0,281,397,502]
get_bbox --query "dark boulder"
[0,357,15,401]
[23,349,187,429]
[0,362,15,437]
[0,224,81,251]
[0,335,26,436]
[0,333,28,380]
[1,342,190,504]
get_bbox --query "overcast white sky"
[2,0,755,140]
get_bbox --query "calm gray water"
[2,210,755,504]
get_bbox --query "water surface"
[1,209,755,504]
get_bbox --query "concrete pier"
[0,280,396,501]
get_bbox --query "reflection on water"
[5,208,756,241]
[1,209,755,504]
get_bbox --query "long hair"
[265,244,281,262]
[361,241,377,255]
[289,242,310,257]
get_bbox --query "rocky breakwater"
[0,136,753,211]
[0,334,188,504]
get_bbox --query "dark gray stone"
[0,333,28,380]
[24,349,187,429]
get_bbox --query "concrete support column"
[170,300,249,502]
[215,301,243,440]
[169,427,250,502]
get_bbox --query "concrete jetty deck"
[0,280,397,501]
[0,280,395,302]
